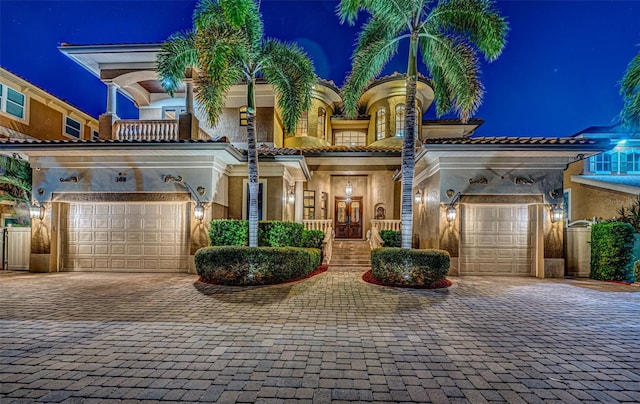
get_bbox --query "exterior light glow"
[288,189,295,204]
[550,205,563,223]
[345,180,353,197]
[446,205,457,223]
[414,189,422,204]
[194,202,205,221]
[30,204,46,221]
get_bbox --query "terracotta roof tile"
[0,137,228,145]
[423,137,605,146]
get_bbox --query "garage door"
[459,204,534,276]
[61,203,189,272]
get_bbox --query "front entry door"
[334,197,363,239]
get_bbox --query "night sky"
[1,0,639,138]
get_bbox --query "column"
[295,181,304,223]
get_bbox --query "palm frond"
[621,51,640,131]
[342,16,402,117]
[337,0,413,28]
[421,33,483,121]
[260,39,316,133]
[157,31,198,95]
[428,0,508,62]
[195,65,244,128]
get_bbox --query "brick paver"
[1,270,639,403]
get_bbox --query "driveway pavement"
[1,270,639,403]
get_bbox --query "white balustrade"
[371,219,401,232]
[303,219,332,234]
[114,120,179,141]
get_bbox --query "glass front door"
[334,197,363,239]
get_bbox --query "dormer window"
[376,108,386,140]
[64,116,82,139]
[395,104,405,137]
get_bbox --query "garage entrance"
[61,202,189,272]
[459,204,535,276]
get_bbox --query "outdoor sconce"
[30,203,46,221]
[345,180,353,197]
[550,205,564,224]
[446,205,457,223]
[414,189,423,204]
[445,190,461,223]
[194,202,205,221]
[287,186,295,204]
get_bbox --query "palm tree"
[158,0,315,247]
[621,49,640,131]
[0,154,31,205]
[338,0,508,249]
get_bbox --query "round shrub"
[379,230,401,247]
[371,248,450,286]
[195,246,321,285]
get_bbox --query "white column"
[295,181,304,223]
[106,82,118,115]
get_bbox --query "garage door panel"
[62,202,189,272]
[460,204,534,276]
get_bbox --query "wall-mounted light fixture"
[60,176,78,183]
[445,190,461,223]
[163,174,206,222]
[288,186,296,204]
[414,189,423,204]
[194,202,205,221]
[30,203,46,221]
[550,205,564,224]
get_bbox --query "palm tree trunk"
[247,76,259,247]
[400,35,419,250]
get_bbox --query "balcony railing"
[303,219,332,234]
[371,219,401,232]
[114,120,179,141]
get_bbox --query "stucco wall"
[227,176,283,220]
[366,95,423,143]
[564,160,636,221]
[199,107,274,144]
[413,171,441,250]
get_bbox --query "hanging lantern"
[194,202,205,221]
[345,180,353,197]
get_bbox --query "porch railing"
[303,220,333,264]
[303,219,332,234]
[369,220,401,249]
[114,120,179,141]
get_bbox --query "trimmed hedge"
[590,222,635,282]
[195,246,321,285]
[379,230,401,247]
[301,229,324,249]
[635,261,640,283]
[209,220,304,247]
[371,248,450,286]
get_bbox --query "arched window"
[395,104,405,137]
[376,108,386,140]
[317,108,326,140]
[295,111,308,136]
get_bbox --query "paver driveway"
[1,271,639,403]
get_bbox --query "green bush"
[195,246,321,285]
[379,230,401,247]
[301,229,324,249]
[635,261,640,283]
[590,222,635,282]
[265,221,304,247]
[208,220,304,247]
[371,248,450,286]
[209,219,248,246]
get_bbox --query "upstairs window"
[317,108,326,140]
[64,116,82,139]
[376,108,386,140]
[395,104,405,137]
[589,152,612,174]
[335,130,366,146]
[92,130,99,140]
[0,83,26,120]
[624,150,640,173]
[295,111,308,136]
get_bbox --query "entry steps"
[329,240,371,272]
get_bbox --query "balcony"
[113,120,179,141]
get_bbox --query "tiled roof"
[423,137,606,146]
[582,175,640,189]
[0,138,228,145]
[298,145,402,154]
[244,146,301,156]
[422,118,484,126]
[59,42,162,47]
